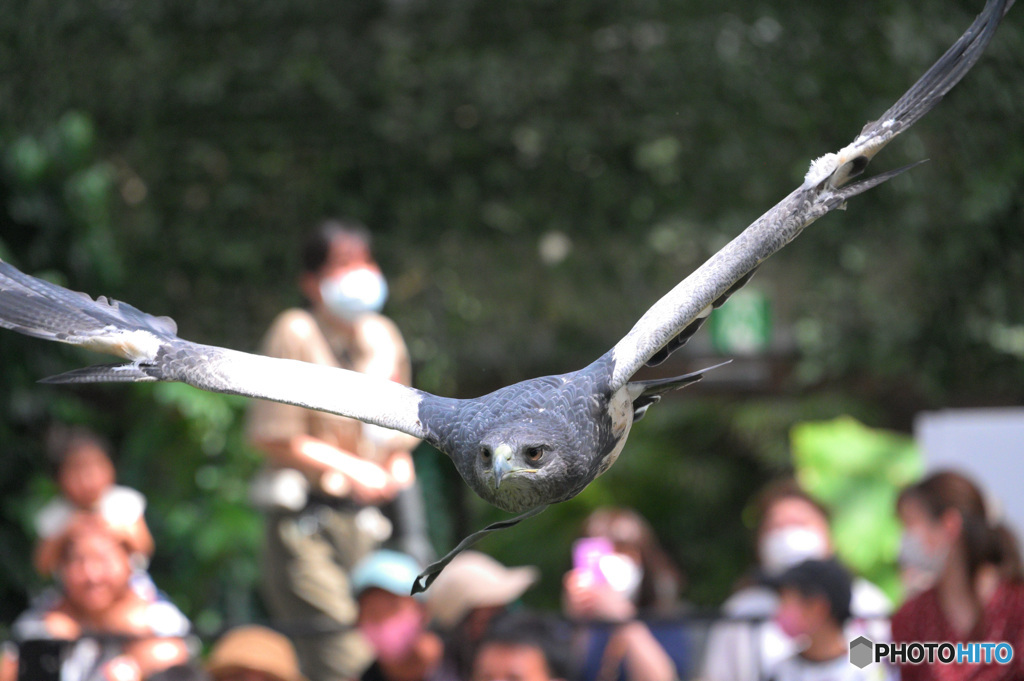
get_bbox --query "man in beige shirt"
[247,220,419,681]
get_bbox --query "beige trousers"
[261,504,378,681]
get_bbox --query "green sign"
[708,288,772,355]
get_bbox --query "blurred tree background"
[1,0,1022,634]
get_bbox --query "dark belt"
[305,493,367,512]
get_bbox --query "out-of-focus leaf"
[792,417,924,603]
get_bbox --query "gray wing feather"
[604,0,1011,391]
[856,0,1015,149]
[0,261,177,348]
[0,260,431,440]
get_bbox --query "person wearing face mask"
[246,220,422,681]
[700,479,891,681]
[562,507,687,681]
[767,559,885,681]
[351,551,443,681]
[891,470,1024,681]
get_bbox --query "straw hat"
[207,625,308,681]
[425,551,539,629]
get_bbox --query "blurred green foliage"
[791,417,924,604]
[1,0,1022,632]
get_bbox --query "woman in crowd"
[245,220,421,681]
[562,506,687,681]
[892,469,1024,681]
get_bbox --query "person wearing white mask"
[562,507,687,681]
[700,479,891,681]
[891,471,1024,681]
[246,220,421,681]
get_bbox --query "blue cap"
[351,550,422,597]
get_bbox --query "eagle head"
[435,372,620,514]
[469,417,577,513]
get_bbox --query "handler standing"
[247,220,419,681]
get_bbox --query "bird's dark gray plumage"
[0,0,1014,593]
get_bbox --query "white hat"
[425,551,539,629]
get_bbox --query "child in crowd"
[351,550,443,681]
[702,478,891,681]
[33,426,154,591]
[8,516,191,681]
[425,551,539,681]
[768,559,887,681]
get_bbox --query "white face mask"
[899,531,948,576]
[599,553,644,602]
[759,527,828,576]
[320,268,389,320]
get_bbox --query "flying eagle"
[0,0,1014,592]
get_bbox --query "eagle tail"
[627,359,731,422]
[824,160,929,210]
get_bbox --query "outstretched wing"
[603,0,1013,392]
[0,261,432,439]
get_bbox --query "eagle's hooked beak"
[492,444,514,487]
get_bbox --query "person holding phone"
[562,507,687,681]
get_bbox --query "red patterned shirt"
[891,581,1024,681]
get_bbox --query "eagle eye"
[525,446,545,463]
[480,446,492,462]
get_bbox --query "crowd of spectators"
[3,221,1022,681]
[5,430,1020,681]
[700,479,891,681]
[1,428,191,681]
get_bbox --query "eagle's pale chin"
[490,474,545,513]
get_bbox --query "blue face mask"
[320,268,389,320]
